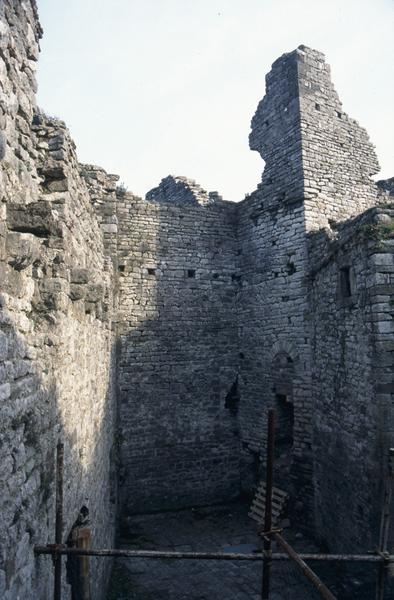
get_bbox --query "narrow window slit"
[340,266,352,298]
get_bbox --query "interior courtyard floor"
[106,501,336,600]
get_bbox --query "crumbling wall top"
[377,177,394,197]
[146,175,222,206]
[247,43,382,223]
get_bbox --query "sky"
[36,0,393,202]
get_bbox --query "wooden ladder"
[249,481,288,526]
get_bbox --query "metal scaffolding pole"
[34,545,394,563]
[262,408,275,599]
[54,442,64,600]
[34,439,393,600]
[273,532,337,600]
[376,447,394,600]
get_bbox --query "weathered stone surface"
[6,232,40,271]
[0,5,393,600]
[377,177,394,196]
[237,45,393,559]
[116,192,240,514]
[6,201,61,238]
[70,268,89,284]
[0,131,6,160]
[0,4,116,600]
[146,174,220,206]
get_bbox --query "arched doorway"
[271,352,295,487]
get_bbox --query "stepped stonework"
[0,2,393,598]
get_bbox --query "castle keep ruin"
[0,2,393,598]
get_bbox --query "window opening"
[340,266,352,297]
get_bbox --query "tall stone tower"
[238,47,316,521]
[238,45,391,560]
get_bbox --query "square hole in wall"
[147,268,156,276]
[286,262,296,275]
[187,269,196,278]
[315,103,321,111]
[118,265,125,273]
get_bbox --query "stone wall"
[0,3,117,598]
[297,46,381,233]
[146,174,222,206]
[296,47,393,554]
[0,0,42,209]
[237,49,314,521]
[0,3,393,597]
[236,46,393,552]
[116,185,241,514]
[309,205,394,553]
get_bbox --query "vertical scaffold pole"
[376,447,394,600]
[262,408,275,599]
[54,441,64,600]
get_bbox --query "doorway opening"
[271,352,295,487]
[275,393,294,476]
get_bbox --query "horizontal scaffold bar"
[34,546,394,563]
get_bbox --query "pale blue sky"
[36,0,393,201]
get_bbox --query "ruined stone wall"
[296,46,381,234]
[146,174,222,206]
[0,3,117,597]
[236,46,393,551]
[1,3,393,596]
[309,205,394,554]
[296,48,393,554]
[236,197,313,514]
[0,0,42,209]
[80,163,120,263]
[116,187,241,514]
[237,50,314,521]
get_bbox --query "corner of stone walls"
[1,3,393,595]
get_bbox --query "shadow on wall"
[0,291,117,599]
[116,195,242,517]
[306,205,394,555]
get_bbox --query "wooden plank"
[254,486,288,502]
[254,496,284,509]
[252,506,281,519]
[250,506,280,520]
[249,480,288,526]
[253,504,280,513]
[257,485,288,499]
[254,497,285,508]
[256,482,288,496]
[70,527,91,600]
[250,503,281,516]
